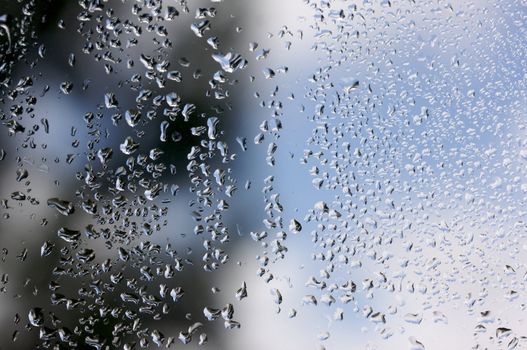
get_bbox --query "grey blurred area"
[0,0,257,348]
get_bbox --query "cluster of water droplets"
[0,0,526,349]
[243,0,527,349]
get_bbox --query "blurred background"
[0,0,526,349]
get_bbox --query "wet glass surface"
[0,0,526,349]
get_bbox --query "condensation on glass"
[0,0,525,349]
